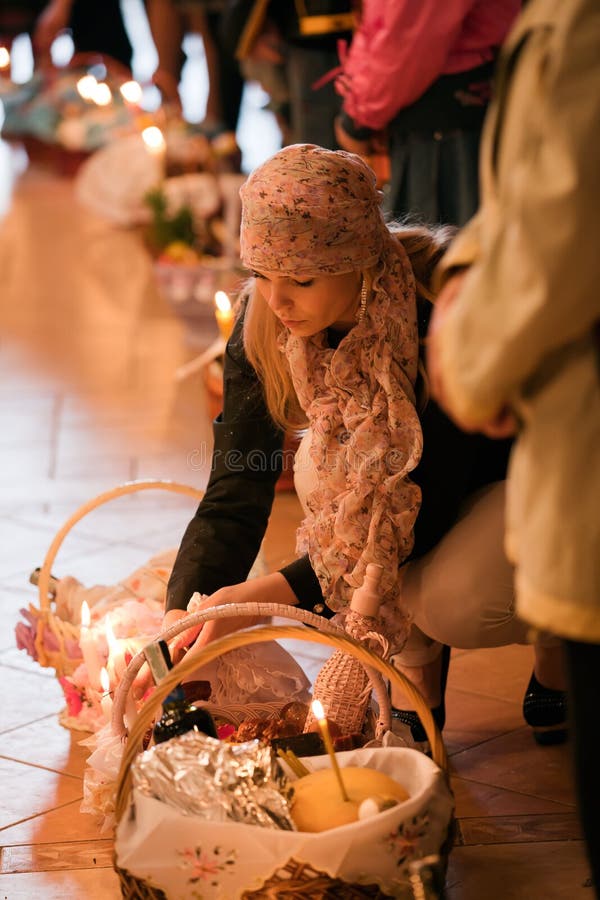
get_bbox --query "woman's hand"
[132,573,297,698]
[184,572,298,655]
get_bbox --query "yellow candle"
[311,699,349,802]
[214,291,234,341]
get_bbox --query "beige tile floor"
[0,142,593,899]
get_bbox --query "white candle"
[120,80,142,106]
[142,126,166,181]
[91,82,112,106]
[76,73,97,100]
[99,667,113,722]
[79,601,103,691]
[105,617,127,688]
[214,291,234,341]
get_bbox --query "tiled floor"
[0,98,593,900]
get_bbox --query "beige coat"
[436,0,600,642]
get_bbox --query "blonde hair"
[243,224,453,433]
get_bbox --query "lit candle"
[0,47,10,75]
[99,667,113,722]
[105,617,127,687]
[311,699,349,802]
[91,82,112,106]
[142,125,166,181]
[119,80,142,106]
[214,291,234,341]
[79,600,103,691]
[76,73,97,100]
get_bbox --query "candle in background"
[0,47,10,75]
[76,73,97,101]
[91,82,112,106]
[142,125,166,181]
[214,290,234,341]
[311,699,349,802]
[119,80,142,106]
[99,667,113,722]
[105,617,127,687]
[79,600,103,690]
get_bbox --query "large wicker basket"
[32,480,204,678]
[112,611,452,899]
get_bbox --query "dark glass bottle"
[144,639,218,744]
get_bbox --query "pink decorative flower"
[59,676,84,717]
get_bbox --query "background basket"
[33,480,204,677]
[113,617,451,899]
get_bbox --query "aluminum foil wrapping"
[131,731,296,830]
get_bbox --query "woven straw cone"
[33,480,203,676]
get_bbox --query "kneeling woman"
[165,144,566,744]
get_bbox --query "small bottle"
[144,640,218,744]
[303,563,385,736]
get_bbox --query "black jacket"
[167,308,511,614]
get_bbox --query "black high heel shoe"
[522,672,568,746]
[390,644,451,746]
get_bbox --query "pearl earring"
[356,279,368,323]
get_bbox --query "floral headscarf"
[240,144,385,276]
[240,145,422,649]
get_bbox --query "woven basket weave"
[33,480,204,677]
[113,614,449,899]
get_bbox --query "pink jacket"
[336,0,520,131]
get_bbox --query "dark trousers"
[564,638,600,895]
[385,126,482,227]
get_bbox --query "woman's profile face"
[252,268,363,336]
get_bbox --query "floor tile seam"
[0,753,84,782]
[449,774,577,809]
[0,660,61,681]
[0,849,115,875]
[0,799,87,837]
[446,686,523,707]
[447,725,526,757]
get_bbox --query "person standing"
[335,0,519,225]
[427,0,600,890]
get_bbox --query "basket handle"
[115,622,448,823]
[36,480,203,611]
[112,603,392,740]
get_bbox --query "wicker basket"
[112,613,452,899]
[32,480,204,678]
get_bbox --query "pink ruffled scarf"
[281,235,423,649]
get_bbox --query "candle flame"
[100,667,110,692]
[80,600,91,628]
[214,290,231,313]
[92,82,112,106]
[311,699,325,720]
[119,80,142,104]
[76,73,97,100]
[142,125,165,153]
[0,47,10,70]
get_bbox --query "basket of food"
[111,605,454,899]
